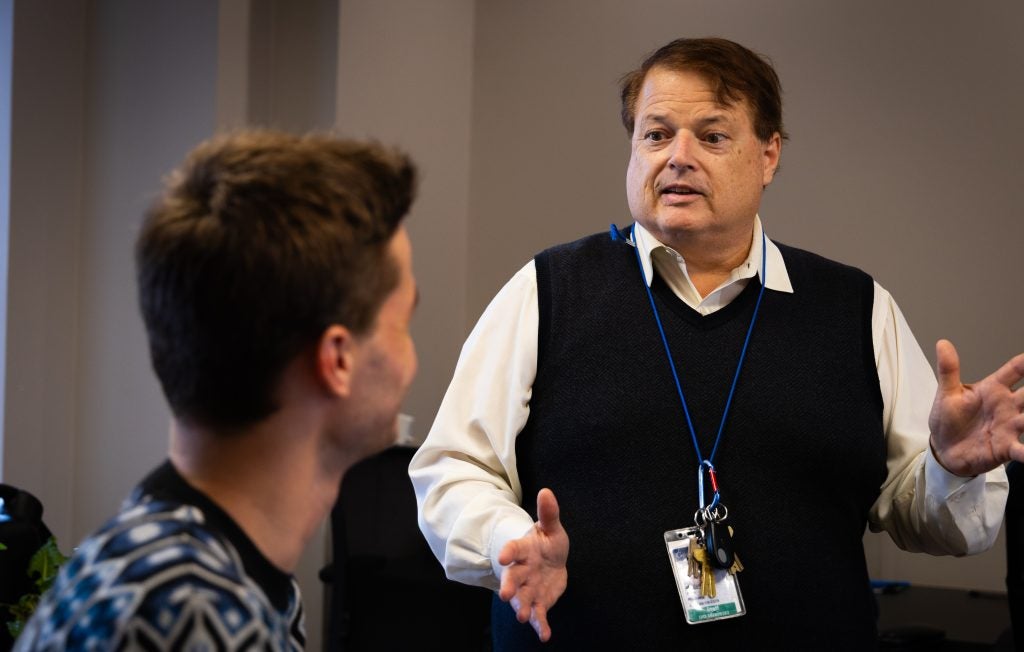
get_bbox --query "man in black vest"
[411,38,1023,649]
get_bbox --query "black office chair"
[323,447,492,651]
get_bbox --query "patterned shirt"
[14,462,305,651]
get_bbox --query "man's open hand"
[929,339,1024,476]
[498,488,569,642]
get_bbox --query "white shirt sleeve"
[867,281,1008,554]
[409,261,540,590]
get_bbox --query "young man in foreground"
[17,130,419,650]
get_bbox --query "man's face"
[346,226,418,455]
[625,66,781,250]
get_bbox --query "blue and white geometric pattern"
[14,494,304,651]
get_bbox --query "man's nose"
[667,132,698,171]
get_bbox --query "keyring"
[702,502,728,524]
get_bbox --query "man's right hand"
[498,488,569,642]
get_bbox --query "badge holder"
[622,225,766,625]
[665,527,746,624]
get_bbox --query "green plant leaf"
[28,537,69,593]
[5,592,38,637]
[7,594,38,621]
[3,536,69,638]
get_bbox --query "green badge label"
[689,603,739,622]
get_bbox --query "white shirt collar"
[630,216,794,295]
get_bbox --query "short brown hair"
[619,37,787,143]
[136,130,417,429]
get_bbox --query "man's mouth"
[660,184,704,197]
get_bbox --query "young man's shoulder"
[15,491,301,651]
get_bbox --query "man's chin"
[639,213,708,236]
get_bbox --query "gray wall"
[5,0,88,551]
[336,0,475,452]
[1,4,1020,646]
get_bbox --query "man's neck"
[168,410,350,573]
[660,227,754,298]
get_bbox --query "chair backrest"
[323,447,491,651]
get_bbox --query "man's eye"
[644,131,667,143]
[705,132,727,144]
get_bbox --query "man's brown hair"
[136,130,417,429]
[619,37,788,143]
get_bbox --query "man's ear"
[317,324,356,398]
[762,131,782,186]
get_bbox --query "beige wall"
[2,4,1021,646]
[4,0,88,554]
[336,0,475,449]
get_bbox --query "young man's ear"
[317,325,356,397]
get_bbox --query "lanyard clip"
[698,461,721,511]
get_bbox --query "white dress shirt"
[409,218,1008,591]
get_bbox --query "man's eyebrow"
[694,113,732,129]
[638,112,734,129]
[638,113,671,126]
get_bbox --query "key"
[699,551,717,599]
[729,553,744,575]
[690,509,720,598]
[686,536,700,580]
[725,526,744,574]
[688,539,717,598]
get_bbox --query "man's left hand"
[929,339,1024,477]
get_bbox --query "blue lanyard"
[614,224,768,511]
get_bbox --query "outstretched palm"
[929,339,1024,477]
[498,488,570,643]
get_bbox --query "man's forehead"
[637,66,752,122]
[641,66,731,102]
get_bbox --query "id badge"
[664,527,746,624]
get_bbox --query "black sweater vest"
[491,232,887,651]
